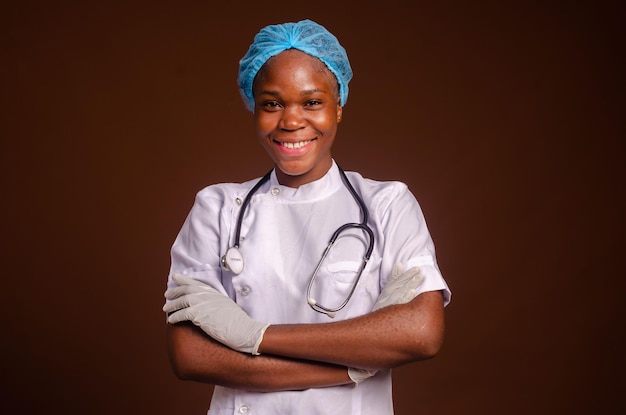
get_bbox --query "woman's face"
[253,49,342,188]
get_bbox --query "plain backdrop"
[1,1,624,414]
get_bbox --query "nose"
[279,106,306,130]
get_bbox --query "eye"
[304,99,323,108]
[260,100,282,111]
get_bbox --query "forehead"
[255,49,338,89]
[266,49,328,71]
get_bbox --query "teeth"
[282,140,311,149]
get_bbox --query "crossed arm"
[166,287,444,392]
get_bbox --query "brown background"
[1,1,624,414]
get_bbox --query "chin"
[273,156,331,185]
[276,161,310,177]
[279,169,310,180]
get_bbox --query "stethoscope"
[221,165,374,318]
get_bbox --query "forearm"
[167,322,352,392]
[259,291,445,370]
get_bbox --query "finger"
[401,266,421,281]
[391,262,404,279]
[164,283,211,300]
[172,273,208,287]
[405,267,425,287]
[162,294,195,313]
[164,286,186,300]
[388,267,419,288]
[162,300,178,314]
[413,270,425,287]
[397,269,425,292]
[396,270,426,302]
[166,308,193,325]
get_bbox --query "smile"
[277,139,314,149]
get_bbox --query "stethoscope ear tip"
[307,297,316,306]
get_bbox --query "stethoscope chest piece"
[221,246,244,275]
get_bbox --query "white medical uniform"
[167,160,451,415]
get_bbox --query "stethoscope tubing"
[223,165,374,317]
[232,170,273,249]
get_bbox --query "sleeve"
[378,184,451,306]
[166,188,231,296]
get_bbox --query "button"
[271,187,280,196]
[239,405,249,414]
[235,197,242,205]
[240,286,251,296]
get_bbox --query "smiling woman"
[162,19,450,415]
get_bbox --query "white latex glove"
[348,367,378,384]
[372,263,425,311]
[163,274,270,355]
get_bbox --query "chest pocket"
[325,260,363,284]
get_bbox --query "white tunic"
[168,161,451,415]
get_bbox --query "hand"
[163,274,270,355]
[372,263,425,311]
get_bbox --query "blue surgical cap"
[238,19,353,112]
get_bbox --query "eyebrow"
[257,88,329,98]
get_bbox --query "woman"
[163,19,451,414]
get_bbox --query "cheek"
[316,112,337,133]
[254,114,277,137]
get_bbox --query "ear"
[336,104,343,123]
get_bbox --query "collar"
[266,160,343,202]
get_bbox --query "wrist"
[347,367,378,384]
[251,323,271,355]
